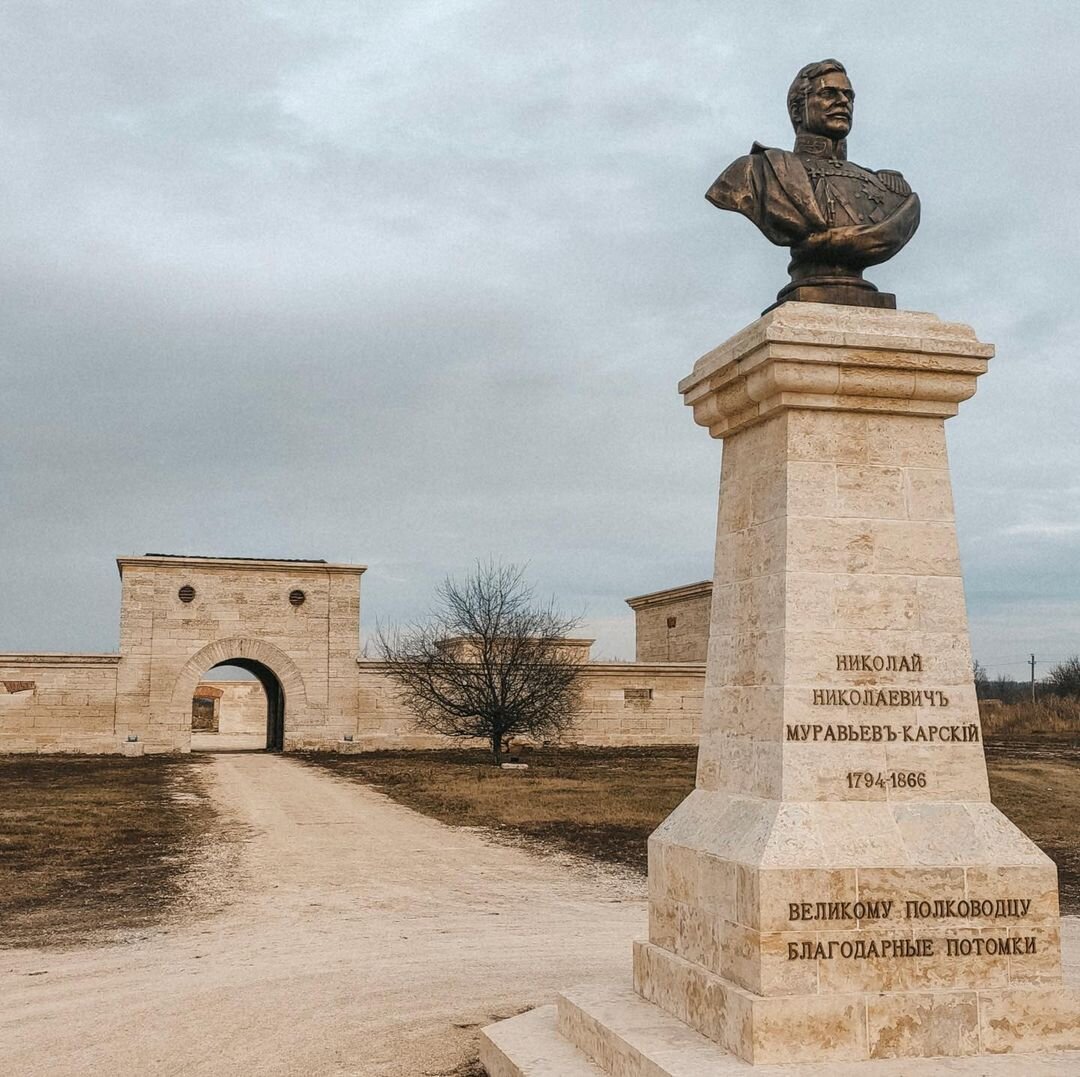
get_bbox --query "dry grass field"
[985,739,1080,913]
[304,742,1080,914]
[0,755,221,948]
[981,696,1080,737]
[301,746,698,872]
[3,740,1078,952]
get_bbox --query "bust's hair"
[787,59,847,132]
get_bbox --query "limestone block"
[633,941,869,1064]
[978,986,1080,1052]
[835,463,907,519]
[480,1005,603,1076]
[866,990,980,1058]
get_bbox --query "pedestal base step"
[479,1005,605,1077]
[480,982,1080,1076]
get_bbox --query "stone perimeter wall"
[0,556,707,755]
[0,656,704,754]
[0,655,120,754]
[288,661,705,751]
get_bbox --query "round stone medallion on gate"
[288,589,306,607]
[178,585,195,603]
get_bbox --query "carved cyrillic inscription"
[836,654,923,672]
[784,723,978,742]
[812,688,948,707]
[790,900,893,921]
[792,652,980,754]
[787,897,1033,922]
[946,937,1036,957]
[784,894,1040,961]
[905,898,1031,919]
[812,654,953,713]
[786,936,1037,961]
[788,938,936,960]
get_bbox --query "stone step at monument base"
[479,1005,605,1077]
[480,980,1080,1076]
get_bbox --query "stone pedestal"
[480,305,1080,1073]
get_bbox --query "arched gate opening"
[191,658,285,752]
[171,636,308,754]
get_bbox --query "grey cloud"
[1,2,1078,674]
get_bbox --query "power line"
[976,655,1074,667]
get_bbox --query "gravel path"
[0,753,646,1076]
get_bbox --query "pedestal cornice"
[680,304,994,439]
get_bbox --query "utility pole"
[1030,653,1037,703]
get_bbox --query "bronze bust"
[707,59,920,311]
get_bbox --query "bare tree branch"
[376,560,586,762]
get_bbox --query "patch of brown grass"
[985,744,1080,914]
[0,754,220,948]
[980,696,1080,737]
[300,746,697,872]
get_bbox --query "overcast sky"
[2,2,1078,677]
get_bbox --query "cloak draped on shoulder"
[706,144,828,246]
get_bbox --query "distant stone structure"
[0,554,706,754]
[213,681,268,736]
[191,680,271,749]
[191,684,223,731]
[626,581,712,663]
[1,555,362,754]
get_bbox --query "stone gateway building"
[0,554,707,754]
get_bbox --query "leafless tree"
[1046,656,1080,698]
[376,562,586,763]
[972,659,990,699]
[991,674,1024,704]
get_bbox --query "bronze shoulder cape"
[706,144,828,246]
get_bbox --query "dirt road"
[0,753,645,1076]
